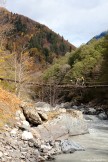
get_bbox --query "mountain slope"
[0,7,76,64]
[88,31,108,44]
[42,34,108,104]
[0,87,20,127]
[0,7,76,96]
[93,31,108,40]
[43,34,108,83]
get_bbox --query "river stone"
[83,108,97,115]
[41,145,52,153]
[22,131,33,140]
[35,110,88,141]
[98,112,107,120]
[10,128,18,137]
[72,105,78,109]
[53,142,62,154]
[21,120,30,130]
[88,108,96,115]
[60,139,84,153]
[0,151,3,158]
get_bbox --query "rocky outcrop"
[0,123,84,162]
[22,106,42,125]
[0,101,89,161]
[0,126,39,162]
[35,109,88,141]
[20,102,49,126]
[20,102,88,141]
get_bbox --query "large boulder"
[16,110,26,121]
[22,106,42,125]
[34,102,52,112]
[60,139,84,153]
[20,101,49,124]
[98,112,107,120]
[35,110,88,141]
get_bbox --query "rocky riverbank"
[0,101,107,162]
[0,101,88,162]
[55,114,108,162]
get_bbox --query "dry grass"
[47,109,80,121]
[0,87,21,128]
[66,109,80,118]
[47,111,61,120]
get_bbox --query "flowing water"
[54,115,108,162]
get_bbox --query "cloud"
[6,0,108,46]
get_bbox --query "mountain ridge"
[0,7,76,61]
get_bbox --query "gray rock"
[22,131,33,140]
[72,105,78,109]
[53,142,62,154]
[41,145,52,153]
[22,106,42,125]
[19,112,26,121]
[0,151,3,158]
[21,120,30,130]
[83,108,96,115]
[57,102,72,109]
[10,128,18,137]
[60,139,84,153]
[88,108,96,115]
[35,110,88,141]
[98,112,107,120]
[35,102,52,112]
[39,155,46,161]
[38,112,48,121]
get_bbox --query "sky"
[2,0,108,46]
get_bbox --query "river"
[54,115,108,162]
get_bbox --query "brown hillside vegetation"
[0,7,76,96]
[0,87,20,128]
[0,7,76,63]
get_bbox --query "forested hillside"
[0,7,76,96]
[43,35,108,84]
[0,7,75,62]
[42,34,108,104]
[93,31,108,40]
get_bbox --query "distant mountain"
[93,31,108,40]
[88,31,108,44]
[0,7,76,65]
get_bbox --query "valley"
[0,5,108,162]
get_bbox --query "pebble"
[0,151,3,158]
